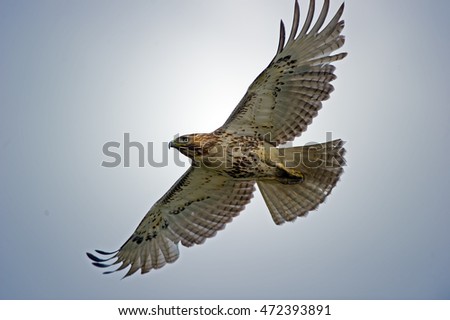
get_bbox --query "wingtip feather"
[95,249,119,255]
[86,252,114,263]
[287,0,300,43]
[276,20,286,55]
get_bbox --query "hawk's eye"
[179,136,189,144]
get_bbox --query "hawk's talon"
[275,163,305,183]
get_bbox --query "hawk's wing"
[87,167,255,277]
[219,0,346,146]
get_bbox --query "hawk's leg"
[275,163,304,185]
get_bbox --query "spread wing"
[219,0,346,146]
[87,167,255,277]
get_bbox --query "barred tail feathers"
[258,139,346,225]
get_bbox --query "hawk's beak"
[168,141,178,149]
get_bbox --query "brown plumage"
[87,0,347,278]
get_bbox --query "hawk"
[88,0,347,277]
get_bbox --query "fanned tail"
[258,139,345,225]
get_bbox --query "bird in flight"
[88,0,347,278]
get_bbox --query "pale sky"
[1,0,450,299]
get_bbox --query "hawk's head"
[169,133,216,159]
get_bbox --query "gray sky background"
[1,0,449,299]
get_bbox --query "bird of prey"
[88,0,347,277]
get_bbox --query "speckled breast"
[197,135,278,180]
